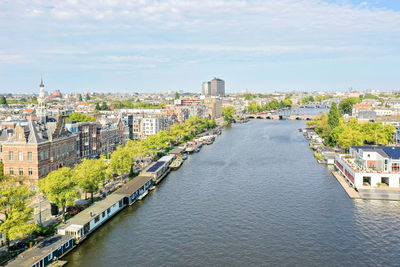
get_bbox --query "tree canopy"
[338,97,361,115]
[0,177,37,254]
[39,167,79,223]
[66,112,97,122]
[222,106,235,122]
[73,158,107,203]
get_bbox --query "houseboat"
[57,194,128,243]
[113,175,153,205]
[7,235,74,267]
[141,159,171,184]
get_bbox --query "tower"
[36,77,47,124]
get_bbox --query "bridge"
[245,113,318,121]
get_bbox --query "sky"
[0,0,399,94]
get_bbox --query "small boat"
[182,154,188,160]
[149,186,156,191]
[170,158,183,170]
[138,190,148,200]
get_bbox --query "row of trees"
[308,102,395,149]
[113,101,167,109]
[245,99,292,113]
[38,116,216,224]
[301,95,332,104]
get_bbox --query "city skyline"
[1,0,400,93]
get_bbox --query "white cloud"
[0,52,26,64]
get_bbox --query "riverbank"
[6,125,224,267]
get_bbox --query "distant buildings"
[202,77,225,97]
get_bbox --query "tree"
[73,158,107,203]
[0,95,8,106]
[79,94,83,102]
[0,162,4,181]
[101,102,108,110]
[175,92,180,99]
[39,167,79,223]
[222,106,235,122]
[328,102,340,129]
[0,177,37,255]
[109,146,132,176]
[338,97,361,115]
[85,93,90,101]
[66,112,97,122]
[95,102,101,111]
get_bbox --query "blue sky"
[0,0,399,93]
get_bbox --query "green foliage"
[328,102,340,129]
[79,94,83,102]
[222,106,235,122]
[95,102,109,111]
[113,100,167,109]
[0,161,4,181]
[0,95,8,106]
[73,158,107,203]
[175,92,180,99]
[109,146,133,176]
[66,112,97,122]
[0,177,37,253]
[245,99,290,113]
[338,97,361,115]
[309,114,396,149]
[364,94,378,99]
[39,167,79,223]
[85,93,90,101]
[301,96,315,104]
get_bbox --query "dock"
[331,171,361,199]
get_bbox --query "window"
[18,133,22,140]
[19,168,23,176]
[94,216,100,223]
[119,200,122,208]
[8,151,13,161]
[9,168,14,175]
[39,151,43,161]
[0,145,2,152]
[27,152,32,161]
[107,208,111,214]
[18,151,23,161]
[102,211,105,218]
[45,150,49,160]
[28,168,33,176]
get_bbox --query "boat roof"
[113,175,152,196]
[7,235,73,267]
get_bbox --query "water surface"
[65,121,400,266]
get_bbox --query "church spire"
[40,76,44,88]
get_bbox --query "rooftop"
[7,235,73,267]
[113,176,152,196]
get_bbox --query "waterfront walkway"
[331,171,360,199]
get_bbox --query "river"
[64,120,400,266]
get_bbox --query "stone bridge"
[245,114,318,121]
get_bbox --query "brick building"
[1,117,77,186]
